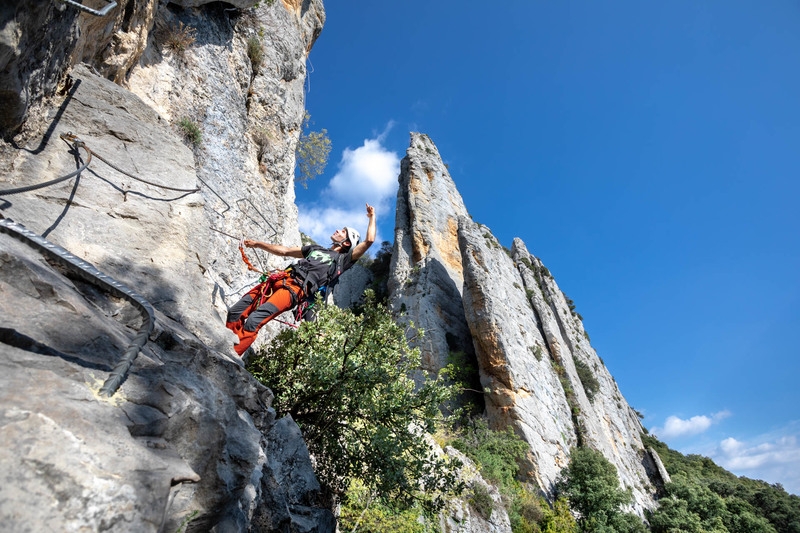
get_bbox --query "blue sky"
[295,1,800,494]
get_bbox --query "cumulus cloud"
[711,427,800,494]
[298,124,400,248]
[651,411,730,439]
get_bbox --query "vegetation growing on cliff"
[441,417,578,532]
[248,291,462,510]
[555,447,647,532]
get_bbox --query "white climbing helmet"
[343,227,360,250]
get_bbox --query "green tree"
[541,498,578,533]
[450,417,528,490]
[643,435,796,533]
[247,291,462,509]
[295,112,331,187]
[339,480,426,533]
[556,447,644,532]
[648,496,704,533]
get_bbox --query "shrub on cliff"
[556,447,647,532]
[248,291,463,510]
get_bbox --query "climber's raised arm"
[242,239,303,258]
[350,204,376,262]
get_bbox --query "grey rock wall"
[389,133,659,515]
[512,239,655,511]
[389,132,475,374]
[0,230,332,532]
[457,216,576,490]
[123,0,324,345]
[0,0,332,531]
[439,447,512,533]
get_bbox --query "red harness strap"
[236,244,301,328]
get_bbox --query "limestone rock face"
[0,231,333,532]
[389,132,475,374]
[511,239,655,511]
[457,216,576,490]
[124,0,325,342]
[1,63,228,348]
[390,134,659,515]
[0,1,80,133]
[0,0,331,530]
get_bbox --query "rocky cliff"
[390,133,663,515]
[1,0,668,529]
[1,0,333,531]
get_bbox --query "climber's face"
[331,227,347,244]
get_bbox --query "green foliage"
[643,435,800,533]
[246,36,264,73]
[339,480,426,533]
[172,510,199,533]
[469,482,494,520]
[450,417,529,490]
[443,418,579,533]
[441,349,483,416]
[542,498,579,533]
[296,112,331,188]
[178,117,202,146]
[530,344,544,361]
[573,358,600,403]
[366,240,393,304]
[565,296,577,315]
[556,447,646,532]
[247,292,462,509]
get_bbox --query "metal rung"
[59,0,117,17]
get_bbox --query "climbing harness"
[58,0,117,17]
[234,242,306,328]
[0,217,154,398]
[235,268,305,329]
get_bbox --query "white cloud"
[711,427,800,495]
[298,124,400,248]
[651,410,730,439]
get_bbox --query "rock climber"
[226,203,376,356]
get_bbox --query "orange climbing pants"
[225,276,304,356]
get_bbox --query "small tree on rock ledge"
[247,291,463,510]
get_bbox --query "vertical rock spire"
[389,132,475,374]
[389,132,659,513]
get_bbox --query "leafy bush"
[246,36,263,73]
[450,417,528,490]
[295,112,331,188]
[366,240,393,303]
[339,480,426,533]
[556,447,646,532]
[247,291,462,509]
[469,482,494,520]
